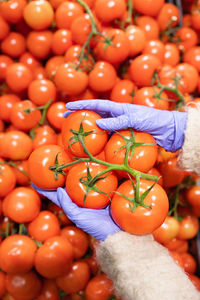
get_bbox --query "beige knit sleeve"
[178,106,200,175]
[96,231,200,300]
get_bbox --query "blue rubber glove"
[65,100,187,152]
[33,184,120,241]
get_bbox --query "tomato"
[56,261,90,294]
[6,271,42,300]
[177,215,199,240]
[23,0,54,30]
[54,63,88,96]
[175,63,199,94]
[32,125,57,150]
[0,55,13,82]
[51,29,72,55]
[163,43,180,67]
[36,279,59,300]
[0,0,26,24]
[61,110,108,158]
[0,163,16,198]
[1,32,26,58]
[169,251,184,268]
[35,236,73,278]
[28,145,71,189]
[45,55,65,79]
[96,29,130,64]
[184,46,200,72]
[125,25,146,57]
[130,54,161,87]
[61,225,89,259]
[133,0,164,17]
[133,87,169,110]
[187,274,200,292]
[94,0,126,22]
[47,101,66,130]
[5,63,33,93]
[110,79,137,104]
[19,52,41,71]
[158,158,186,188]
[175,27,198,52]
[48,202,72,226]
[186,185,200,209]
[3,187,41,223]
[147,167,163,186]
[191,2,200,30]
[0,271,6,299]
[0,16,10,40]
[136,16,160,40]
[111,179,169,235]
[88,61,117,92]
[84,254,99,276]
[10,100,41,131]
[66,162,118,208]
[85,273,114,300]
[0,131,33,160]
[163,238,189,253]
[0,234,37,274]
[11,160,30,186]
[0,94,20,122]
[26,30,53,59]
[180,252,197,274]
[157,3,180,31]
[142,40,165,63]
[55,1,83,29]
[28,210,61,242]
[105,130,157,173]
[152,216,180,244]
[28,79,57,106]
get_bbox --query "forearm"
[96,231,200,300]
[178,106,200,175]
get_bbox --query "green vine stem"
[0,161,29,178]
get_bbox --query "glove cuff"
[178,106,200,175]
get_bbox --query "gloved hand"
[33,184,120,241]
[65,100,188,152]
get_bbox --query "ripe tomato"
[0,16,10,40]
[54,63,88,96]
[11,160,30,186]
[0,271,6,298]
[45,55,65,79]
[177,215,199,240]
[111,178,169,234]
[26,30,53,60]
[35,236,73,278]
[6,270,42,300]
[157,3,180,31]
[147,167,163,186]
[61,110,108,158]
[0,163,16,198]
[125,25,146,57]
[94,0,126,23]
[142,39,165,63]
[0,0,26,24]
[36,279,59,300]
[85,273,114,300]
[32,125,57,150]
[19,52,41,71]
[5,63,33,92]
[184,46,200,72]
[1,32,26,58]
[180,252,197,274]
[55,1,83,29]
[133,87,169,110]
[2,187,41,223]
[61,225,89,259]
[133,0,164,17]
[0,94,20,122]
[56,261,90,294]
[163,238,189,253]
[88,61,117,92]
[186,185,200,209]
[110,79,137,104]
[28,145,71,189]
[169,251,184,268]
[47,101,66,130]
[0,55,13,81]
[48,202,73,226]
[28,210,61,242]
[0,234,37,274]
[23,0,54,30]
[175,27,198,52]
[28,79,57,106]
[136,16,160,40]
[0,131,33,160]
[163,43,180,67]
[51,29,72,55]
[130,54,161,87]
[152,216,180,244]
[104,130,158,173]
[66,162,118,208]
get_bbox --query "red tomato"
[47,101,66,130]
[52,29,72,55]
[61,110,108,158]
[36,279,59,300]
[26,30,53,60]
[104,130,158,173]
[177,215,199,240]
[133,87,169,110]
[163,238,189,253]
[0,94,20,122]
[85,273,114,300]
[0,55,13,81]
[133,0,164,17]
[55,1,83,29]
[28,79,57,106]
[35,236,73,278]
[61,226,89,259]
[28,145,71,189]
[186,185,200,209]
[111,179,169,234]
[0,163,16,198]
[110,79,137,104]
[32,125,57,150]
[28,210,61,242]
[0,271,6,298]
[48,202,73,226]
[0,0,26,24]
[94,0,126,23]
[1,32,26,58]
[152,216,180,244]
[136,16,160,40]
[180,252,197,274]
[0,234,37,274]
[11,160,30,186]
[66,162,118,208]
[56,261,90,294]
[169,251,184,268]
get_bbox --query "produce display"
[0,0,200,298]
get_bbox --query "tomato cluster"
[0,0,200,298]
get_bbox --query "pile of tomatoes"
[1,0,200,298]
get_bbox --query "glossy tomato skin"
[111,179,169,235]
[0,234,37,274]
[36,279,59,300]
[28,210,61,242]
[85,273,114,300]
[0,164,16,198]
[0,94,20,122]
[34,236,73,278]
[32,125,57,150]
[61,110,108,158]
[66,162,118,208]
[104,130,158,173]
[0,271,6,298]
[133,87,169,110]
[176,215,199,240]
[186,185,200,209]
[152,216,180,244]
[28,145,71,189]
[180,252,197,274]
[110,79,137,104]
[47,101,66,130]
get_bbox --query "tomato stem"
[0,161,29,178]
